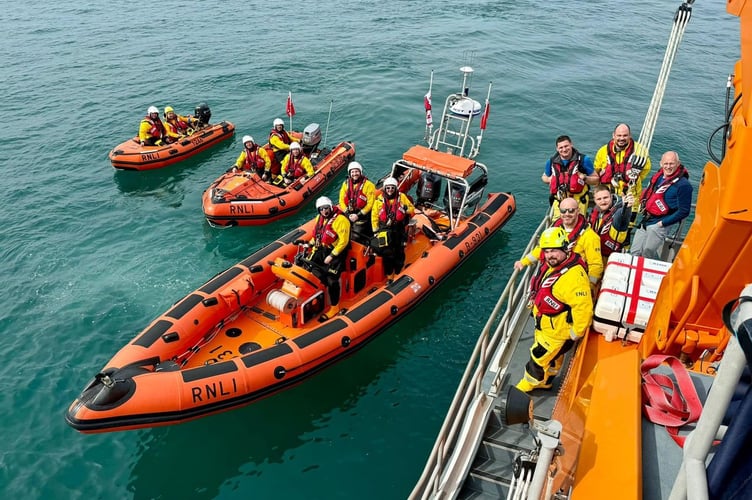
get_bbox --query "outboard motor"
[417,172,442,206]
[194,103,212,127]
[443,183,466,212]
[301,123,322,155]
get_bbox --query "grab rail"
[411,212,552,498]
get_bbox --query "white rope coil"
[266,290,297,312]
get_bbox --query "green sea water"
[0,0,739,498]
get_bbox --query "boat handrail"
[411,211,552,498]
[669,284,751,498]
[389,156,492,232]
[412,195,702,497]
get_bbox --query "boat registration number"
[464,230,484,251]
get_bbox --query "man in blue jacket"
[630,151,692,260]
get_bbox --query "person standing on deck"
[338,161,376,243]
[514,197,604,290]
[593,123,651,216]
[630,150,692,260]
[542,135,599,218]
[516,227,593,392]
[371,177,415,283]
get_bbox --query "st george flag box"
[593,252,671,343]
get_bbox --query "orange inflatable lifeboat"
[67,74,513,433]
[202,124,355,226]
[66,150,515,433]
[109,105,235,170]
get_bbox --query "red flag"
[424,92,432,127]
[286,92,295,117]
[480,101,490,130]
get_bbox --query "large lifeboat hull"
[65,191,515,433]
[109,121,235,171]
[201,141,356,226]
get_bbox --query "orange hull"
[201,141,356,226]
[65,190,515,433]
[109,121,235,170]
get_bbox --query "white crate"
[593,253,671,343]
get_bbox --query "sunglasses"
[560,208,577,214]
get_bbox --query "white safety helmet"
[383,177,399,188]
[290,142,301,150]
[242,135,254,144]
[147,106,159,114]
[316,196,333,209]
[273,118,284,127]
[348,161,363,174]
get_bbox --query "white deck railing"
[411,213,551,499]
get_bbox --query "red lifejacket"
[344,178,369,211]
[641,166,689,216]
[589,205,623,256]
[269,128,292,148]
[378,194,409,227]
[242,146,266,172]
[549,149,586,195]
[143,117,166,139]
[286,154,306,178]
[165,117,190,134]
[530,252,587,318]
[314,207,343,247]
[599,139,635,184]
[553,214,588,250]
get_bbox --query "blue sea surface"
[0,0,739,498]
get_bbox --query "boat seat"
[341,241,376,297]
